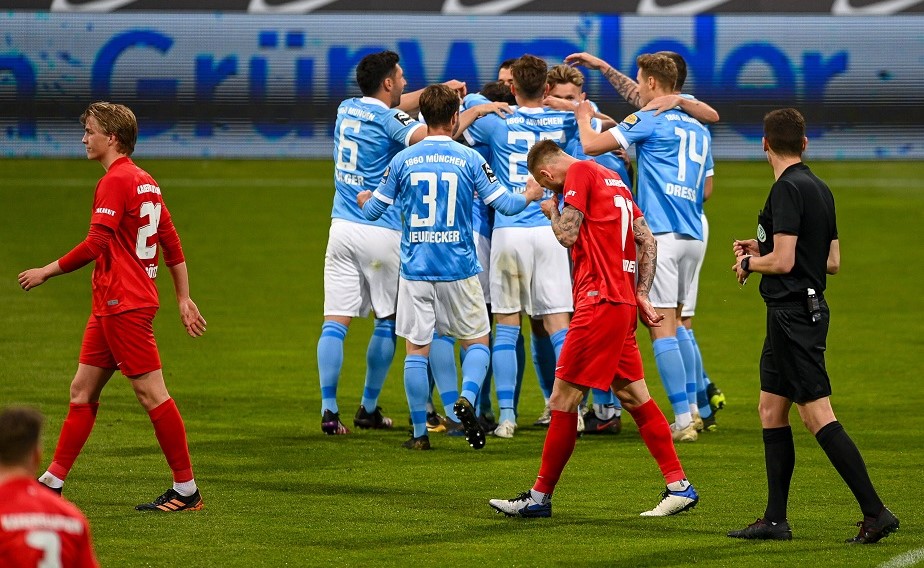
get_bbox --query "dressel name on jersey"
[409,230,461,243]
[666,183,697,202]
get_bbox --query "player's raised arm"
[455,101,512,140]
[547,203,584,248]
[640,94,720,124]
[400,79,467,114]
[566,52,641,109]
[575,100,620,156]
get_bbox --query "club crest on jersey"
[620,113,640,130]
[481,163,498,183]
[757,223,767,243]
[394,110,414,126]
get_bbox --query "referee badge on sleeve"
[757,224,767,243]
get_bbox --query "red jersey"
[89,156,183,316]
[0,477,98,568]
[562,160,642,309]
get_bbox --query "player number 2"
[135,201,162,260]
[613,195,632,252]
[410,172,458,228]
[507,131,564,184]
[25,530,63,568]
[674,127,709,189]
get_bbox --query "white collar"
[359,97,389,109]
[425,135,452,141]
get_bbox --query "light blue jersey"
[461,93,495,239]
[367,136,526,282]
[610,109,713,239]
[331,96,424,230]
[463,106,591,229]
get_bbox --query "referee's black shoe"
[728,518,792,540]
[846,507,899,544]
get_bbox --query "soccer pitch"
[1,158,921,567]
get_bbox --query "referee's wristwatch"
[740,255,752,273]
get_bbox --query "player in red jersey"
[18,102,207,512]
[0,406,99,567]
[489,140,699,518]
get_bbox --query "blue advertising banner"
[2,13,922,158]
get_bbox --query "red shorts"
[79,307,161,377]
[555,301,644,390]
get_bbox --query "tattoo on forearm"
[633,218,656,295]
[604,67,641,109]
[551,205,583,247]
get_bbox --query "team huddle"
[1,42,897,567]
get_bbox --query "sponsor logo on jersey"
[566,190,577,197]
[481,163,497,183]
[394,110,414,126]
[620,113,640,130]
[95,207,116,216]
[623,259,636,273]
[146,265,158,279]
[107,299,119,306]
[757,223,767,242]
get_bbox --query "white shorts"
[323,219,400,318]
[476,233,491,305]
[650,232,705,310]
[396,276,491,346]
[490,226,573,317]
[681,215,709,318]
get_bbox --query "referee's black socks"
[815,421,884,518]
[763,426,795,523]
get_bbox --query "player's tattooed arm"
[549,204,584,248]
[633,216,657,296]
[603,66,641,109]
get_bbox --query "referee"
[727,108,898,544]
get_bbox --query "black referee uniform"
[757,162,836,403]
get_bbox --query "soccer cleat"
[640,483,699,517]
[691,409,704,432]
[136,488,203,512]
[353,405,393,430]
[401,434,432,450]
[671,422,699,442]
[453,398,486,450]
[493,419,517,438]
[702,415,717,432]
[581,409,622,434]
[426,411,447,433]
[37,475,63,495]
[489,491,552,518]
[846,507,899,544]
[321,409,350,435]
[478,413,498,433]
[707,382,726,413]
[444,419,466,437]
[727,518,793,540]
[576,405,586,433]
[533,404,552,427]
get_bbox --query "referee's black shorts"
[759,299,832,404]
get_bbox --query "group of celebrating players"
[318,48,724,516]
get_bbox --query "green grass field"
[1,158,921,567]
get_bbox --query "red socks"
[148,398,194,483]
[533,410,579,495]
[629,398,686,484]
[48,402,100,479]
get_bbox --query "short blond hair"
[547,64,585,88]
[80,102,138,155]
[527,139,566,177]
[636,53,677,92]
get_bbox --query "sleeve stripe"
[610,128,630,150]
[404,124,425,147]
[481,186,506,205]
[372,189,394,205]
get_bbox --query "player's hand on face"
[542,96,574,112]
[179,298,207,337]
[539,195,558,219]
[636,295,664,327]
[641,94,682,116]
[356,190,373,208]
[565,52,604,70]
[18,268,47,291]
[733,239,759,257]
[443,80,467,98]
[575,100,595,123]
